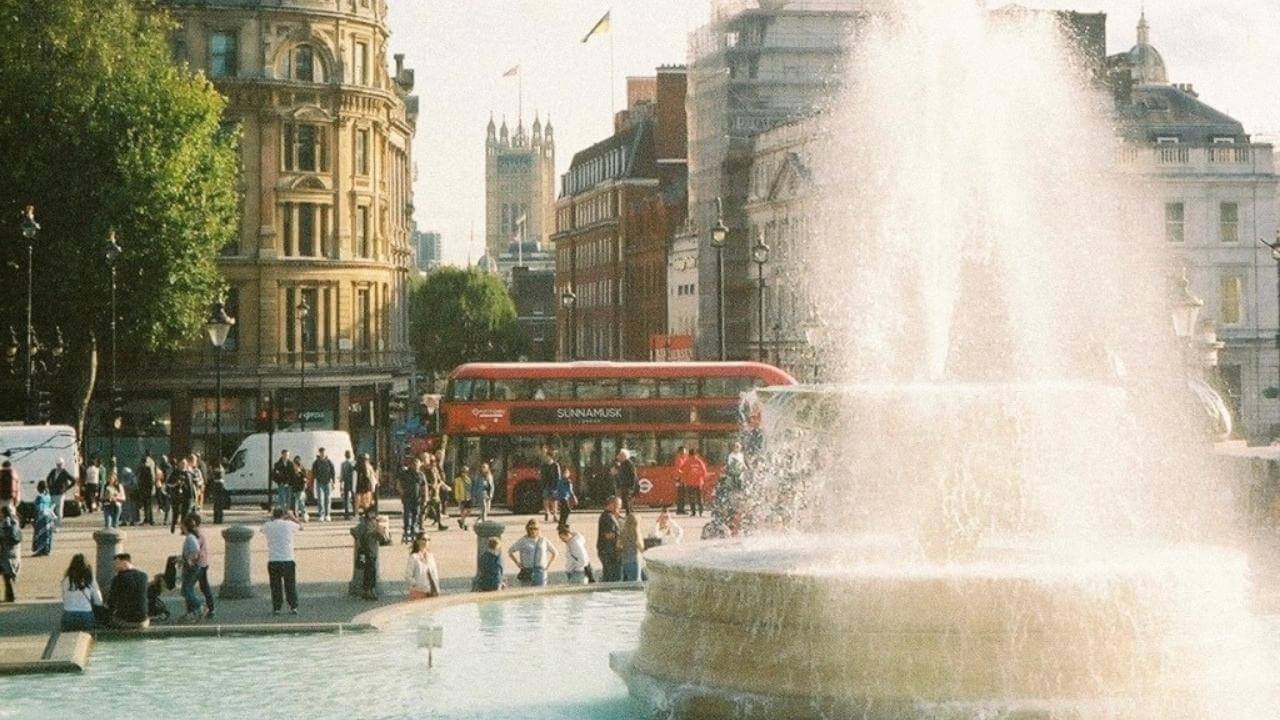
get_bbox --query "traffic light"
[32,389,52,424]
[255,395,274,433]
[109,394,125,430]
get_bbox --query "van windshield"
[227,449,247,474]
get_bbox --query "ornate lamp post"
[1258,237,1280,400]
[751,230,770,362]
[710,198,729,361]
[204,302,235,468]
[104,231,123,469]
[1171,269,1203,344]
[296,299,310,431]
[18,207,39,421]
[560,288,578,360]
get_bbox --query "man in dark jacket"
[311,448,336,522]
[168,459,196,535]
[136,452,155,525]
[397,459,423,542]
[272,449,292,512]
[614,450,637,513]
[355,507,389,600]
[596,495,623,582]
[106,553,150,628]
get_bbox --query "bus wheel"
[513,482,541,515]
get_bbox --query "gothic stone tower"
[485,114,555,259]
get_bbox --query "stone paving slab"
[0,632,91,675]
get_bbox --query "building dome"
[1127,12,1168,84]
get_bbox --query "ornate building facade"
[104,0,418,466]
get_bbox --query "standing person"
[355,507,389,600]
[620,512,645,582]
[169,458,196,535]
[423,458,447,532]
[311,448,336,522]
[105,553,150,629]
[0,461,20,510]
[136,452,156,526]
[261,507,301,615]
[289,455,308,521]
[45,459,74,530]
[354,454,374,513]
[404,535,440,599]
[119,465,139,526]
[155,454,171,527]
[508,519,557,587]
[83,457,101,513]
[557,524,592,585]
[539,447,562,522]
[339,450,356,520]
[272,449,293,512]
[470,463,494,522]
[187,513,215,619]
[475,537,505,592]
[59,554,101,630]
[178,514,205,622]
[208,457,227,525]
[188,454,206,511]
[0,505,20,602]
[100,472,123,528]
[673,446,689,515]
[397,458,422,543]
[681,449,708,517]
[554,467,577,528]
[596,496,623,582]
[452,464,471,530]
[614,449,637,514]
[31,481,53,556]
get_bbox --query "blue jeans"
[292,488,306,517]
[402,498,419,537]
[341,487,353,519]
[60,610,95,631]
[276,485,293,512]
[103,503,120,528]
[621,557,641,582]
[181,565,203,614]
[314,483,332,519]
[519,567,547,587]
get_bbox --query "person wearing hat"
[508,519,557,587]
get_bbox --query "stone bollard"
[473,520,505,585]
[219,525,255,599]
[93,528,125,591]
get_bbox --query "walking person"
[178,514,205,622]
[355,507,389,600]
[45,459,74,530]
[508,519,557,587]
[557,524,592,585]
[31,481,54,556]
[452,464,471,530]
[100,472,123,528]
[59,554,102,630]
[614,450,637,514]
[470,462,494,522]
[183,513,215,620]
[539,447,561,522]
[681,449,708,517]
[188,454,206,511]
[289,455,307,521]
[136,452,156,526]
[620,512,645,582]
[405,535,440,599]
[0,505,20,602]
[673,446,689,515]
[169,458,196,534]
[261,507,301,615]
[423,458,447,532]
[0,460,19,510]
[355,454,377,513]
[397,458,423,543]
[554,467,577,528]
[311,448,335,522]
[208,458,227,525]
[339,450,356,520]
[120,466,139,526]
[596,496,623,582]
[272,449,293,512]
[155,454,171,527]
[83,456,101,513]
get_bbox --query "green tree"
[0,0,240,440]
[410,268,528,379]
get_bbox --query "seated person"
[105,553,150,629]
[475,537,505,592]
[147,574,170,622]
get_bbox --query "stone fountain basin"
[619,536,1249,717]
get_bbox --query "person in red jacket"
[680,449,708,517]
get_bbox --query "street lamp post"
[1258,237,1280,399]
[751,230,770,363]
[710,198,728,361]
[296,299,310,431]
[18,207,39,422]
[104,232,122,470]
[560,288,577,360]
[1171,268,1203,346]
[204,302,235,469]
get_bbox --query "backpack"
[163,555,179,590]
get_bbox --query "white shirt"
[61,578,103,612]
[261,519,301,562]
[85,466,100,485]
[509,535,555,570]
[405,552,440,594]
[562,532,591,573]
[651,519,684,544]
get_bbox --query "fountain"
[614,3,1278,718]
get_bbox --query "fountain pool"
[0,590,646,720]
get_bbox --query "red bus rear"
[439,362,796,513]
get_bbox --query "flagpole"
[518,65,523,123]
[609,28,615,117]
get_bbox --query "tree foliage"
[409,269,528,378]
[0,0,240,425]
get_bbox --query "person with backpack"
[0,505,21,602]
[508,519,557,587]
[45,459,75,530]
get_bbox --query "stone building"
[106,0,418,466]
[485,115,555,260]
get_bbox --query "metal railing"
[120,349,414,376]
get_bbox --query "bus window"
[702,377,755,398]
[657,378,698,398]
[450,379,473,401]
[619,378,658,399]
[657,434,699,465]
[471,381,492,401]
[619,433,657,465]
[507,435,545,469]
[701,434,736,465]
[576,378,621,399]
[530,380,574,399]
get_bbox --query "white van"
[0,424,81,516]
[222,430,354,505]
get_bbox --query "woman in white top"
[405,535,440,599]
[60,553,102,631]
[650,507,684,545]
[557,525,592,584]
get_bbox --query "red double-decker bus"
[439,362,796,513]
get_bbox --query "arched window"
[283,44,327,83]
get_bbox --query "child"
[148,573,171,622]
[475,537,504,591]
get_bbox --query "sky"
[385,0,1280,267]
